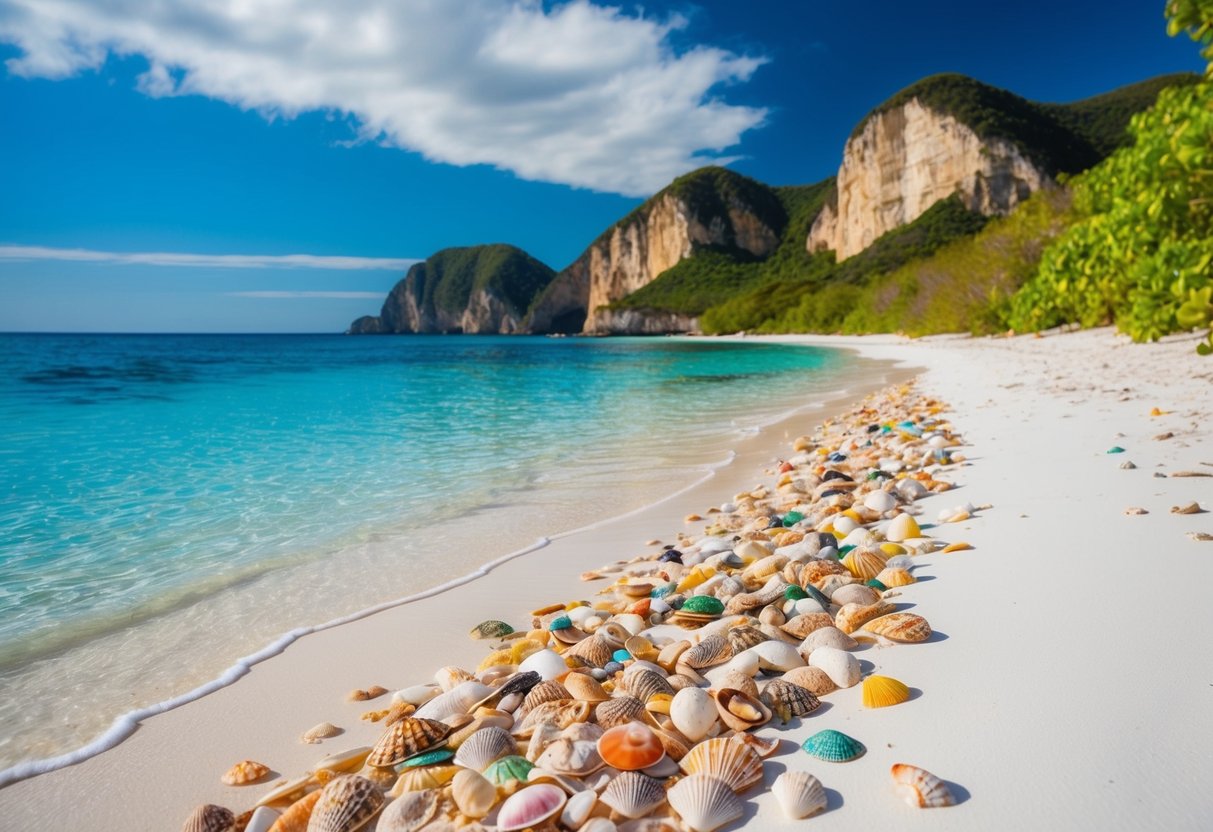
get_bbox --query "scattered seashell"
[1189,532,1213,542]
[841,547,888,581]
[366,718,451,768]
[666,774,744,832]
[718,670,759,700]
[244,806,281,832]
[1172,501,1205,515]
[451,769,498,819]
[780,612,836,640]
[519,648,575,680]
[885,513,921,542]
[454,726,516,771]
[623,668,675,704]
[564,672,612,703]
[940,541,972,553]
[862,674,911,708]
[891,763,956,807]
[470,620,514,640]
[181,804,236,832]
[713,687,772,732]
[875,566,914,587]
[678,737,763,792]
[597,723,666,770]
[387,765,459,797]
[828,583,879,607]
[760,678,821,723]
[535,738,604,777]
[725,625,769,654]
[496,783,568,832]
[781,665,838,696]
[801,729,865,762]
[266,791,321,830]
[521,679,572,714]
[483,755,536,788]
[515,700,592,737]
[669,687,718,742]
[377,789,439,832]
[680,634,732,669]
[222,759,270,786]
[772,770,828,819]
[807,646,861,688]
[600,771,667,819]
[595,696,649,730]
[742,639,805,672]
[862,612,932,644]
[305,775,384,832]
[414,681,493,721]
[302,723,342,744]
[835,600,895,634]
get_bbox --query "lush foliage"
[421,244,556,316]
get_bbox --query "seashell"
[718,670,759,699]
[305,775,384,832]
[678,737,763,792]
[835,600,895,634]
[182,804,236,832]
[815,574,856,597]
[448,715,512,749]
[781,666,838,696]
[245,806,282,832]
[807,646,861,688]
[524,722,562,763]
[356,764,397,790]
[651,726,694,762]
[667,774,744,832]
[725,625,768,654]
[518,648,573,680]
[796,626,858,661]
[396,747,455,768]
[656,640,692,671]
[521,680,572,715]
[496,783,567,832]
[393,685,439,708]
[367,718,452,767]
[758,604,786,626]
[451,769,498,818]
[623,669,674,703]
[470,619,514,640]
[875,567,914,587]
[884,554,915,571]
[862,675,911,708]
[680,634,732,669]
[885,513,921,542]
[941,541,973,553]
[829,583,880,607]
[387,765,458,797]
[864,489,897,513]
[564,672,612,703]
[568,635,616,668]
[597,723,666,771]
[376,788,439,832]
[267,791,321,831]
[536,738,604,776]
[801,729,865,762]
[891,763,956,807]
[727,730,780,759]
[414,682,493,721]
[713,688,772,732]
[841,547,888,581]
[454,726,516,771]
[772,771,827,819]
[435,666,477,692]
[862,612,932,643]
[798,559,846,588]
[741,553,789,583]
[666,673,698,692]
[560,789,597,828]
[222,759,270,785]
[483,755,535,787]
[601,771,667,819]
[722,579,786,615]
[594,696,649,730]
[741,639,804,672]
[760,678,821,723]
[561,721,604,743]
[779,612,836,641]
[669,687,718,742]
[302,723,342,744]
[515,700,592,737]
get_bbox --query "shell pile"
[183,382,972,830]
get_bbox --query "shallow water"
[0,333,862,766]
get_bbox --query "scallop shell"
[267,792,320,832]
[725,625,769,654]
[862,675,911,708]
[496,783,567,832]
[713,688,772,732]
[448,715,513,750]
[891,763,955,807]
[414,682,493,721]
[669,686,718,742]
[781,666,838,696]
[515,700,591,737]
[875,567,915,587]
[801,729,865,762]
[841,547,888,581]
[677,737,763,793]
[564,673,612,703]
[367,718,452,767]
[828,583,880,607]
[387,765,458,797]
[597,723,666,771]
[302,723,342,744]
[376,788,440,832]
[535,738,604,777]
[453,726,516,771]
[760,678,821,723]
[834,600,895,634]
[718,670,759,700]
[772,771,827,819]
[483,755,535,787]
[594,696,648,730]
[521,680,572,715]
[623,669,675,704]
[667,774,744,832]
[807,645,860,688]
[568,634,615,667]
[222,759,270,785]
[305,775,384,832]
[181,804,236,832]
[469,620,514,640]
[861,612,932,643]
[600,771,667,819]
[451,769,498,819]
[798,559,846,588]
[681,634,732,669]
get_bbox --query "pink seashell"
[495,783,568,832]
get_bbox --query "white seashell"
[392,685,439,707]
[772,771,827,819]
[642,756,680,778]
[732,540,769,560]
[670,687,718,742]
[452,769,498,819]
[667,774,743,832]
[518,649,571,681]
[454,726,515,771]
[561,790,598,829]
[807,646,861,688]
[791,597,825,616]
[895,478,928,501]
[797,626,858,660]
[839,527,876,548]
[581,819,618,832]
[413,681,492,721]
[536,738,604,777]
[244,806,280,832]
[435,666,475,692]
[614,614,648,636]
[829,583,880,607]
[678,737,763,792]
[864,490,897,513]
[884,554,915,571]
[741,640,805,672]
[891,763,956,807]
[308,746,372,775]
[623,660,667,679]
[831,515,858,535]
[377,789,440,832]
[601,771,667,819]
[697,537,733,555]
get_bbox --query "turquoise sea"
[0,333,861,767]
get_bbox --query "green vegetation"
[417,244,556,316]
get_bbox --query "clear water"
[0,333,859,765]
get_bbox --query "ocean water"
[0,333,863,767]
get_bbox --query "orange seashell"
[221,759,270,786]
[596,722,666,771]
[267,790,320,832]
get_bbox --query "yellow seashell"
[841,547,888,581]
[878,542,906,556]
[941,541,972,553]
[862,675,911,708]
[875,567,915,587]
[510,638,545,665]
[835,600,895,634]
[477,649,514,671]
[387,765,459,797]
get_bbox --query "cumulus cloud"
[0,245,418,271]
[0,0,769,195]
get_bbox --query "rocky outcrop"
[348,244,555,335]
[589,308,699,335]
[526,167,784,335]
[807,98,1052,261]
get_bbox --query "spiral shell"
[677,737,763,793]
[760,678,821,723]
[772,771,827,819]
[305,775,383,832]
[367,718,452,768]
[891,763,956,807]
[667,774,744,832]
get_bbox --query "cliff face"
[525,167,784,334]
[348,245,555,334]
[807,99,1052,261]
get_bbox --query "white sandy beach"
[1,327,1211,831]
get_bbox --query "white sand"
[1,327,1211,831]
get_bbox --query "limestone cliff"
[348,244,555,334]
[525,167,785,334]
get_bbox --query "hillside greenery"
[418,244,555,316]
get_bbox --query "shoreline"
[2,327,1211,830]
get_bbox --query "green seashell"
[651,582,677,599]
[396,747,454,770]
[837,545,856,558]
[680,595,725,616]
[801,729,865,763]
[470,620,514,640]
[782,511,805,527]
[548,615,572,631]
[483,755,534,786]
[1107,446,1125,454]
[785,585,808,601]
[865,579,887,591]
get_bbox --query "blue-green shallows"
[785,585,808,601]
[801,729,866,762]
[548,615,572,631]
[612,649,631,663]
[483,755,534,785]
[396,747,455,769]
[680,595,725,616]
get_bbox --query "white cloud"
[0,244,418,271]
[226,291,386,299]
[0,0,768,196]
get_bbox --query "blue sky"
[0,0,1202,332]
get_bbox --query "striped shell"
[834,600,895,634]
[841,547,888,581]
[725,626,769,654]
[221,759,270,785]
[600,771,667,819]
[387,765,458,797]
[891,763,956,807]
[496,783,567,832]
[376,789,440,832]
[652,726,695,762]
[453,726,515,771]
[667,774,744,832]
[862,675,911,708]
[875,567,915,587]
[760,679,821,723]
[678,737,763,793]
[483,755,535,787]
[366,718,451,767]
[681,634,732,669]
[623,668,675,703]
[267,791,320,832]
[779,612,836,640]
[305,775,384,832]
[597,722,666,771]
[181,804,235,832]
[521,680,572,714]
[568,634,615,666]
[781,666,838,696]
[862,612,932,643]
[514,700,592,736]
[801,729,865,762]
[594,696,648,729]
[772,771,827,819]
